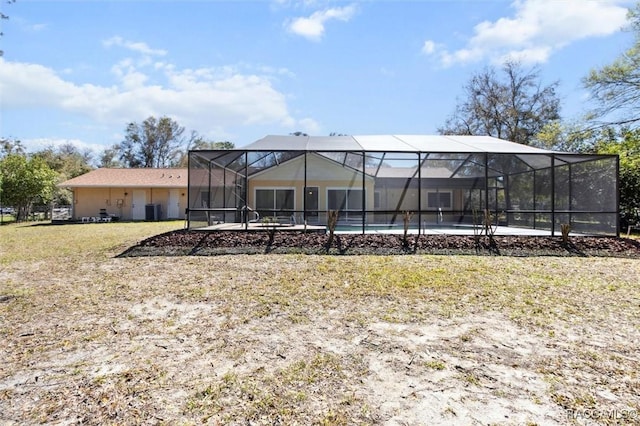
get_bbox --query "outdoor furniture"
[99,208,119,222]
[82,216,110,223]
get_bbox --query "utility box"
[145,204,162,221]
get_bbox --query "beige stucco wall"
[248,179,375,211]
[246,155,478,224]
[71,187,186,221]
[247,153,375,218]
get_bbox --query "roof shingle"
[58,168,188,188]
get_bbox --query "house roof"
[58,168,188,188]
[240,135,553,154]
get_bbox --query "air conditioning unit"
[145,204,162,221]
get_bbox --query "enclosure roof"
[58,168,188,188]
[241,135,554,154]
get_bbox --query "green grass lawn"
[0,215,16,225]
[1,221,639,425]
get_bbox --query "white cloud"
[27,23,48,32]
[424,0,629,66]
[287,4,356,41]
[380,67,395,77]
[0,60,82,108]
[0,56,298,138]
[497,46,552,65]
[296,117,321,135]
[440,47,484,68]
[21,138,107,157]
[257,65,296,79]
[13,17,48,33]
[422,40,437,55]
[103,36,167,57]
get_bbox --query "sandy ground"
[1,234,639,424]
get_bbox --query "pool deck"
[196,222,568,236]
[352,226,563,236]
[199,222,326,233]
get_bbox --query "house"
[187,135,620,236]
[58,168,187,221]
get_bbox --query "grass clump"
[186,352,370,424]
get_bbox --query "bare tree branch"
[438,61,560,145]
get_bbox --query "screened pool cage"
[187,135,619,236]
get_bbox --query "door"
[168,189,180,219]
[132,190,146,220]
[305,187,319,222]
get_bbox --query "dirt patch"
[121,229,640,258]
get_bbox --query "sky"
[0,0,636,158]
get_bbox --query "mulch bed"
[118,229,640,257]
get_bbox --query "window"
[427,192,452,210]
[255,189,294,213]
[327,189,364,211]
[327,188,364,221]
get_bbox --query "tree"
[116,116,187,168]
[33,144,93,178]
[0,154,57,221]
[581,4,640,231]
[531,121,595,153]
[175,135,235,167]
[98,146,122,168]
[33,143,94,206]
[584,4,640,128]
[439,61,560,145]
[189,139,235,151]
[593,127,640,231]
[1,137,25,158]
